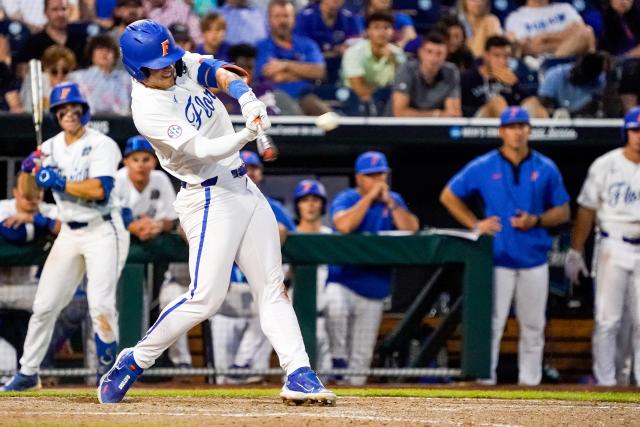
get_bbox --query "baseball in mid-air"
[315,112,340,132]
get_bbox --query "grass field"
[2,387,640,402]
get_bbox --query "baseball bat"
[255,121,278,162]
[29,59,44,149]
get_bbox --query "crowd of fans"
[0,0,638,118]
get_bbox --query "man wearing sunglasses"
[1,82,129,391]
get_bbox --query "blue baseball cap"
[240,150,262,168]
[124,135,154,157]
[500,106,530,127]
[624,107,640,130]
[355,151,390,175]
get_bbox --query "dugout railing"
[0,232,492,380]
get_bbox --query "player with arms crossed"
[98,19,335,405]
[2,82,129,391]
[565,107,640,386]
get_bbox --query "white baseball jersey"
[505,3,582,40]
[114,168,178,220]
[577,148,640,237]
[0,199,57,286]
[130,51,242,185]
[40,128,122,223]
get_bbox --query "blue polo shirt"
[448,149,569,269]
[327,188,408,299]
[295,4,362,82]
[255,35,325,98]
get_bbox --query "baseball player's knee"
[595,317,621,334]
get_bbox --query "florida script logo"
[184,90,216,130]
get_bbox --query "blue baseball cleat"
[97,348,143,404]
[1,373,41,392]
[280,367,336,406]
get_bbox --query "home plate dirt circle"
[2,396,639,426]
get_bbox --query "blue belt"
[67,214,112,230]
[180,164,247,189]
[600,231,640,245]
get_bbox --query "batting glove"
[239,91,271,132]
[564,248,588,284]
[21,150,43,173]
[35,167,66,192]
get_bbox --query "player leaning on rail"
[97,19,335,406]
[1,82,130,392]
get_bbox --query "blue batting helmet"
[49,82,91,126]
[623,107,640,143]
[119,19,185,81]
[124,135,154,157]
[294,179,327,217]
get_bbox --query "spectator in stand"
[194,12,230,60]
[534,52,607,117]
[461,35,546,117]
[169,23,195,52]
[357,0,417,49]
[14,0,90,78]
[600,0,640,58]
[68,34,132,115]
[144,0,202,45]
[216,43,302,115]
[435,15,475,72]
[340,12,406,116]
[505,0,595,60]
[256,0,332,116]
[391,32,462,117]
[0,35,21,112]
[107,0,146,44]
[294,0,362,84]
[619,59,640,112]
[1,0,47,33]
[325,151,419,385]
[457,0,503,58]
[20,45,76,113]
[218,0,268,46]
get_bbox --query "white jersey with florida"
[0,199,57,286]
[577,148,640,237]
[40,128,122,223]
[505,3,582,40]
[115,167,178,220]
[130,51,243,186]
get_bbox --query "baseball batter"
[114,136,193,369]
[441,107,570,385]
[1,82,129,391]
[565,106,640,386]
[99,19,334,405]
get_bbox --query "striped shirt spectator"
[144,0,203,44]
[218,0,268,46]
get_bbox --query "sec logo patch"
[167,125,182,139]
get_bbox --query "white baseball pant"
[133,177,310,374]
[20,214,129,375]
[325,282,384,385]
[158,281,193,366]
[592,238,640,386]
[490,264,548,386]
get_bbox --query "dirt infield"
[1,393,640,426]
